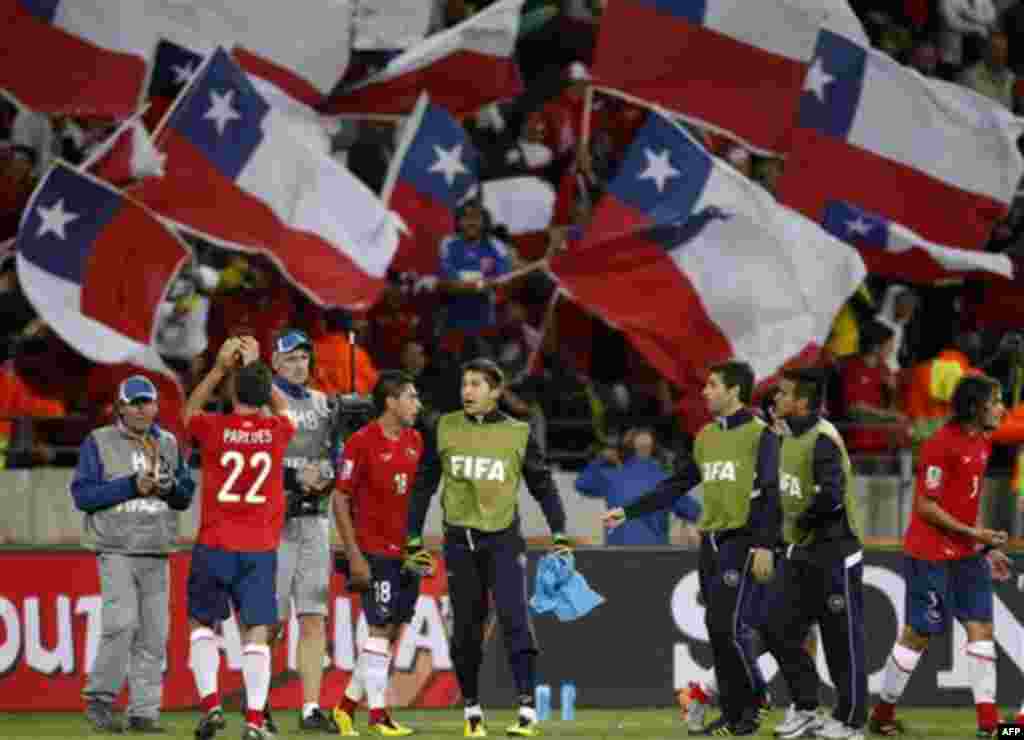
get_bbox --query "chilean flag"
[144,38,203,131]
[381,93,481,275]
[552,112,866,383]
[592,0,824,155]
[135,48,402,311]
[823,201,1014,283]
[15,162,190,363]
[779,29,1024,251]
[0,0,148,117]
[324,0,524,116]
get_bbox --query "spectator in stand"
[875,285,919,373]
[367,283,421,370]
[905,332,982,446]
[938,0,997,78]
[577,428,700,546]
[309,309,379,396]
[154,267,210,390]
[501,111,556,181]
[437,201,512,355]
[538,61,592,160]
[841,320,908,453]
[959,29,1016,110]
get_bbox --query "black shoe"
[194,708,226,740]
[702,715,731,735]
[127,717,167,733]
[300,707,340,733]
[263,705,278,735]
[86,701,125,733]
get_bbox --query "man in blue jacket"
[577,428,700,545]
[71,376,195,734]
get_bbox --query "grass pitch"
[0,707,1006,739]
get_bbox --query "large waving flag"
[135,48,401,310]
[1,0,149,116]
[324,0,524,116]
[779,29,1024,251]
[592,0,824,155]
[15,162,190,363]
[381,93,482,275]
[823,201,1014,283]
[551,112,866,383]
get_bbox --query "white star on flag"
[171,62,196,86]
[804,57,835,102]
[845,216,873,237]
[428,144,469,187]
[204,89,241,136]
[637,148,680,193]
[35,199,79,240]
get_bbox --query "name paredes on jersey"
[451,455,506,482]
[222,428,274,445]
[702,460,737,482]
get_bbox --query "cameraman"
[268,329,339,732]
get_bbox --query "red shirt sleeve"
[915,439,947,500]
[186,412,216,448]
[843,361,883,407]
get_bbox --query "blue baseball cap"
[118,375,158,404]
[274,329,312,355]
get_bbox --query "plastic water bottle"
[560,682,576,721]
[535,684,551,721]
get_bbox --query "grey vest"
[282,389,334,473]
[82,425,181,554]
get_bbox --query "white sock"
[189,628,220,700]
[242,644,272,712]
[966,641,997,704]
[880,643,923,704]
[464,704,484,720]
[360,637,392,711]
[519,706,537,722]
[302,702,320,719]
[345,661,366,703]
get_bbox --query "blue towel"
[529,553,605,622]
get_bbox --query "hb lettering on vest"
[702,460,737,482]
[450,455,507,482]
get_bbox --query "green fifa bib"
[780,419,862,545]
[437,411,530,532]
[693,417,765,532]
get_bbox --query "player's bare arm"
[331,492,370,591]
[183,337,242,423]
[268,383,290,418]
[914,495,1007,546]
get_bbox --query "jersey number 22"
[217,451,272,504]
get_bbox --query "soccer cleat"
[86,700,125,733]
[774,709,821,739]
[505,714,540,737]
[368,713,414,736]
[464,716,488,737]
[705,717,758,737]
[701,716,731,736]
[194,708,227,740]
[975,730,996,739]
[126,716,168,733]
[300,707,340,733]
[755,692,773,722]
[815,718,864,740]
[866,715,904,736]
[263,706,278,736]
[241,723,277,740]
[332,706,360,737]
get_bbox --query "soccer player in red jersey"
[870,375,1010,739]
[183,337,297,740]
[331,370,423,737]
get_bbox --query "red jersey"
[187,412,296,552]
[337,421,423,558]
[904,422,992,561]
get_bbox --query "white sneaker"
[776,708,823,738]
[815,718,865,739]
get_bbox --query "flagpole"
[579,84,594,182]
[490,258,547,285]
[525,287,561,374]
